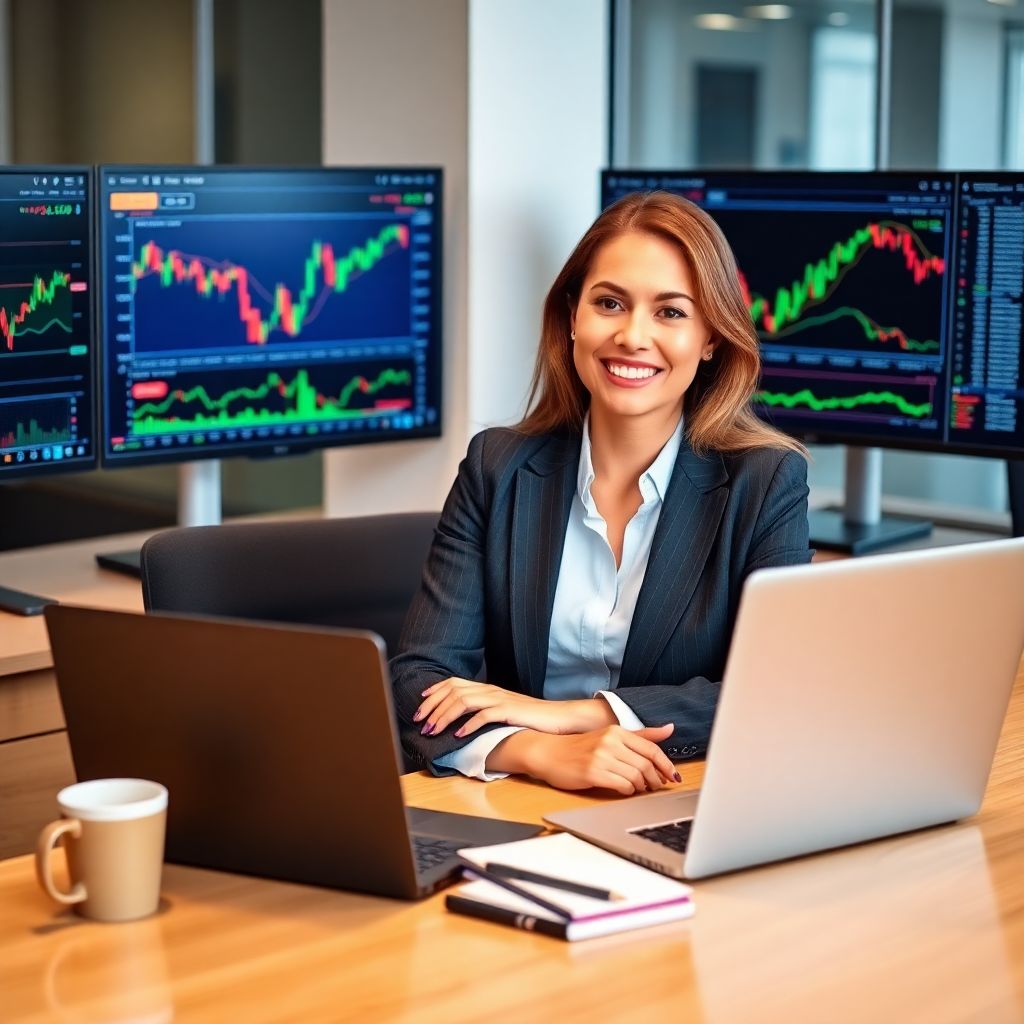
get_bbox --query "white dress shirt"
[434,412,685,780]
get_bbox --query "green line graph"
[768,305,939,353]
[132,366,413,435]
[755,387,934,419]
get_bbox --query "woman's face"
[571,230,714,432]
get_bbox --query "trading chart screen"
[603,170,1024,458]
[0,168,95,478]
[99,166,442,465]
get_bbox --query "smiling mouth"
[601,359,663,381]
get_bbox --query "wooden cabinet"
[0,721,75,859]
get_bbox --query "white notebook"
[447,832,694,941]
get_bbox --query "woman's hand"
[413,677,617,738]
[487,724,680,795]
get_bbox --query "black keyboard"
[631,819,693,853]
[412,835,463,873]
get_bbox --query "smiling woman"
[390,191,812,796]
[571,231,713,441]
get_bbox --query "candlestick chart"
[714,210,949,361]
[0,269,74,353]
[129,217,413,353]
[0,169,94,476]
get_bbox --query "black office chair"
[140,512,438,655]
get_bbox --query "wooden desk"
[2,668,1022,1023]
[0,530,152,859]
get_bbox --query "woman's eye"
[660,306,688,320]
[596,296,623,311]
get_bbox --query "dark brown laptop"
[44,605,540,899]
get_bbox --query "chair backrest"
[140,513,438,654]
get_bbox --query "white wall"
[467,2,608,431]
[321,0,470,517]
[321,0,609,516]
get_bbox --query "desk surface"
[2,667,1022,1023]
[0,528,152,676]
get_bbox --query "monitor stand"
[809,448,932,556]
[95,461,223,578]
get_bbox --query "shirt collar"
[578,411,685,507]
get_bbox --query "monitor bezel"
[0,164,99,482]
[96,163,444,469]
[601,167,1024,462]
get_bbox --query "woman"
[390,191,811,795]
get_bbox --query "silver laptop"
[44,605,541,899]
[545,537,1024,880]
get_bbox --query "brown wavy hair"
[516,190,806,457]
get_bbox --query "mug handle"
[35,819,87,906]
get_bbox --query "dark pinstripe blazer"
[390,427,812,775]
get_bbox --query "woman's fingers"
[602,741,667,794]
[413,685,452,723]
[621,730,678,783]
[421,692,470,734]
[612,746,665,792]
[592,768,640,797]
[423,687,500,735]
[414,677,487,721]
[454,706,502,738]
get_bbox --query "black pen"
[484,862,624,902]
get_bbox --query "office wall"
[11,0,194,165]
[466,3,608,433]
[321,0,470,517]
[321,0,610,516]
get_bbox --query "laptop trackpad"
[407,806,541,845]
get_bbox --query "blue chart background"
[131,215,413,353]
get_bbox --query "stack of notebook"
[445,832,694,941]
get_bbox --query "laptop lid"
[45,605,423,899]
[545,538,1024,879]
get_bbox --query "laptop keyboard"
[631,819,694,853]
[412,835,463,873]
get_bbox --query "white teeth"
[607,362,658,380]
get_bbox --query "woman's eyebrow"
[588,280,695,303]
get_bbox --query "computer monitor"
[0,168,96,614]
[98,166,443,466]
[0,168,96,479]
[92,165,443,575]
[602,170,1024,548]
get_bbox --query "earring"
[570,331,576,341]
[703,351,713,361]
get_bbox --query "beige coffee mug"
[35,778,168,923]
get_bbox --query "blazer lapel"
[619,439,729,687]
[509,433,579,697]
